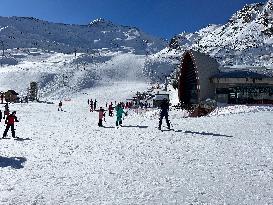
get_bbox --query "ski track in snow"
[0,83,273,204]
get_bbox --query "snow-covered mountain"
[146,0,273,82]
[0,17,168,98]
[0,16,166,55]
[2,0,273,98]
[170,0,273,67]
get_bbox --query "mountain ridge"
[167,0,273,67]
[0,16,167,55]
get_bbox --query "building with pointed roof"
[178,50,220,104]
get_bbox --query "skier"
[158,98,171,130]
[58,101,63,111]
[90,99,93,112]
[88,99,90,105]
[3,111,19,138]
[115,103,127,128]
[96,107,106,127]
[0,93,3,104]
[0,110,2,122]
[3,103,9,119]
[108,102,114,117]
[94,99,97,110]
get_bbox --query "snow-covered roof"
[6,90,19,95]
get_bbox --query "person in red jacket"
[95,107,106,127]
[3,111,19,138]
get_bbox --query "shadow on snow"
[176,130,233,138]
[121,125,148,129]
[0,156,27,169]
[102,125,148,129]
[14,138,32,141]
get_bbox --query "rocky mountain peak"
[89,18,114,27]
[165,0,273,68]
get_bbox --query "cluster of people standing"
[89,99,128,129]
[88,99,97,112]
[0,97,171,139]
[89,98,170,130]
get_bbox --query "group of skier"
[0,96,171,138]
[88,99,97,112]
[92,100,127,128]
[91,98,170,130]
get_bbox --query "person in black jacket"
[158,98,171,130]
[58,101,63,111]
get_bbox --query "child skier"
[115,103,127,128]
[96,107,106,127]
[3,111,19,138]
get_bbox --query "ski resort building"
[4,90,19,103]
[178,50,273,104]
[153,91,169,107]
[178,50,219,104]
[211,68,273,104]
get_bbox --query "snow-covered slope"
[0,83,273,204]
[0,48,150,99]
[0,16,169,98]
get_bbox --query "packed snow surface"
[0,82,273,204]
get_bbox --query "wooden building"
[5,90,19,102]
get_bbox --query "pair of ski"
[158,126,175,132]
[1,137,29,141]
[1,136,18,140]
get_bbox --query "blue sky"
[0,0,265,38]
